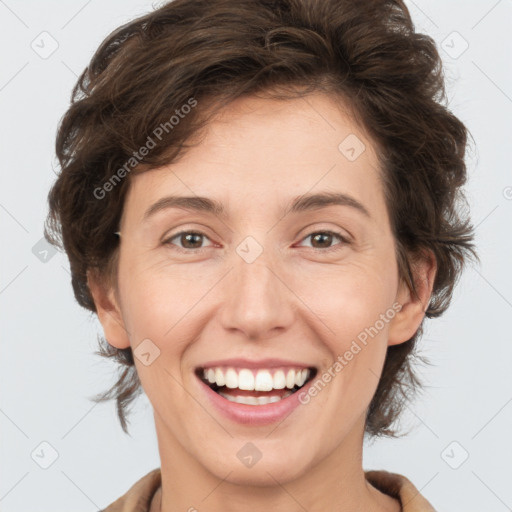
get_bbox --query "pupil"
[313,233,331,247]
[183,233,202,248]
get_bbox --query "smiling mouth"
[196,366,317,405]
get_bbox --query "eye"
[297,230,350,251]
[162,229,350,253]
[163,230,214,251]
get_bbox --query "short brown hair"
[44,0,478,437]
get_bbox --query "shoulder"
[365,470,437,511]
[100,468,161,512]
[101,467,436,512]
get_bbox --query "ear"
[387,249,437,347]
[87,269,131,349]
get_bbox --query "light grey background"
[1,0,511,510]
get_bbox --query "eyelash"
[162,229,351,253]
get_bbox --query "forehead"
[122,92,386,225]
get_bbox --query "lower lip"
[197,376,313,426]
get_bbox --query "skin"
[88,91,437,512]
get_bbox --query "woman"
[44,0,477,510]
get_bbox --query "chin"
[197,435,320,488]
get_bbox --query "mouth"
[195,365,318,406]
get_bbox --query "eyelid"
[161,222,216,242]
[297,223,352,241]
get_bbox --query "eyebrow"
[142,191,371,222]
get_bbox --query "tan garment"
[101,468,436,511]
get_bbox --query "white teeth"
[254,370,273,391]
[273,370,286,389]
[218,391,293,405]
[295,369,308,387]
[202,366,311,392]
[238,369,255,390]
[225,368,238,389]
[259,395,282,404]
[215,368,225,387]
[285,369,296,389]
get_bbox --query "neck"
[151,412,400,512]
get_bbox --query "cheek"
[293,256,398,344]
[118,254,205,340]
[117,259,218,402]
[120,264,202,414]
[294,262,398,425]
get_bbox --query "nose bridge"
[219,238,295,338]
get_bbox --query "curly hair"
[44,0,478,436]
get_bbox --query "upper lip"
[197,358,316,370]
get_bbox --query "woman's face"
[93,92,432,486]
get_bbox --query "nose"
[219,249,296,341]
